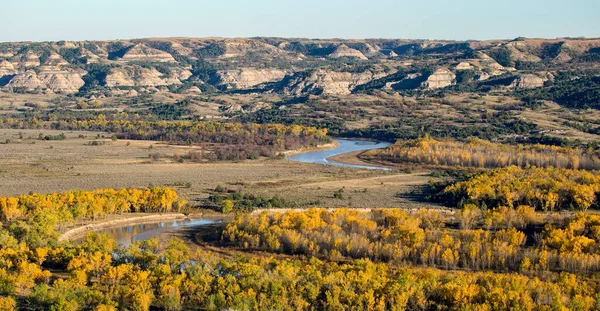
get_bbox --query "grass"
[0,128,438,209]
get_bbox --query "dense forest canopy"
[363,136,600,169]
[1,186,600,310]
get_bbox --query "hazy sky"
[2,0,599,42]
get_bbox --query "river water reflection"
[76,218,217,247]
[80,139,390,246]
[287,139,392,170]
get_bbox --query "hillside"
[1,37,600,145]
[0,37,598,96]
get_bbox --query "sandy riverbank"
[58,213,189,242]
[327,150,390,168]
[281,141,339,156]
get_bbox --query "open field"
[0,128,436,209]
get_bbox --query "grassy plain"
[0,129,436,209]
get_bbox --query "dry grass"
[0,129,436,209]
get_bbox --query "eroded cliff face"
[43,52,69,67]
[105,67,192,87]
[0,37,597,95]
[11,51,40,68]
[0,60,17,77]
[508,74,547,90]
[423,68,456,89]
[276,69,389,95]
[3,69,86,93]
[213,68,288,89]
[328,44,368,60]
[119,44,176,62]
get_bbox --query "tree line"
[4,234,598,310]
[363,136,600,170]
[442,166,600,211]
[0,114,331,160]
[223,208,600,276]
[0,187,184,248]
[1,188,599,309]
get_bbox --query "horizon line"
[2,35,600,44]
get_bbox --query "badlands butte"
[0,36,600,145]
[1,37,600,95]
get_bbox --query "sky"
[2,0,599,42]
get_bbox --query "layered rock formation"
[221,39,286,58]
[120,44,176,62]
[455,62,474,70]
[105,67,191,87]
[276,69,388,95]
[329,44,368,60]
[0,60,17,77]
[508,74,546,90]
[4,70,42,90]
[3,69,85,93]
[184,86,202,94]
[11,51,40,68]
[505,42,543,62]
[104,70,135,87]
[423,68,456,89]
[0,37,598,96]
[214,68,287,89]
[553,51,573,64]
[380,50,398,58]
[43,52,69,67]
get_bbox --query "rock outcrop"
[275,69,387,95]
[475,72,490,81]
[120,44,176,62]
[508,74,545,90]
[0,60,17,77]
[423,68,456,89]
[82,50,101,64]
[214,68,287,89]
[11,51,40,68]
[104,70,135,87]
[109,89,139,97]
[221,39,287,58]
[105,67,192,87]
[3,69,85,93]
[5,70,42,90]
[329,44,368,60]
[362,43,380,55]
[43,52,69,66]
[553,51,573,64]
[379,50,398,58]
[38,70,86,93]
[505,42,542,62]
[455,62,474,70]
[0,37,598,96]
[184,86,202,94]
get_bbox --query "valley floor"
[0,129,437,209]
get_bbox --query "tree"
[221,200,234,214]
[456,204,480,229]
[0,296,16,311]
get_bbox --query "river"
[287,138,392,170]
[84,138,391,246]
[75,218,219,247]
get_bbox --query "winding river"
[75,218,219,247]
[83,139,391,246]
[287,138,392,170]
